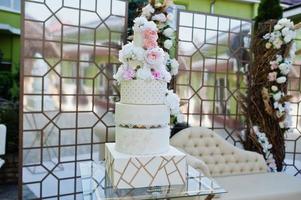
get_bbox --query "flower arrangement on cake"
[114,0,183,124]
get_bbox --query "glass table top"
[79,161,226,200]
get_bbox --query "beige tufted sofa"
[170,127,301,200]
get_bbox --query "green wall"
[174,0,258,20]
[0,9,20,70]
[0,9,20,99]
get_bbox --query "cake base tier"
[115,126,170,155]
[115,103,170,127]
[105,143,187,189]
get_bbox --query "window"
[0,0,20,12]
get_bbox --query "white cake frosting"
[108,12,186,189]
[120,80,167,105]
[115,103,170,127]
[115,126,170,155]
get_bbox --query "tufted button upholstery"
[170,127,268,177]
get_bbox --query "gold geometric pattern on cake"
[105,145,187,189]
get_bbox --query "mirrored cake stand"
[79,161,226,200]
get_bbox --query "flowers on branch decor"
[263,18,296,49]
[262,18,296,131]
[252,126,276,171]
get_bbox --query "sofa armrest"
[186,153,211,177]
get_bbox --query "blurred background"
[0,0,301,199]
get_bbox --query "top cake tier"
[120,80,167,105]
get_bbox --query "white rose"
[271,85,278,92]
[152,13,167,22]
[276,76,287,84]
[164,39,173,49]
[281,27,289,36]
[163,28,174,38]
[141,4,154,18]
[263,33,271,40]
[136,67,153,80]
[265,42,272,49]
[274,24,283,31]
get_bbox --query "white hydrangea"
[141,4,155,18]
[143,20,158,31]
[278,18,294,29]
[164,39,173,49]
[170,58,179,75]
[152,13,167,22]
[136,67,153,80]
[133,16,157,32]
[272,37,283,49]
[133,16,147,31]
[163,27,174,38]
[252,126,273,157]
[165,90,181,115]
[278,62,291,75]
[161,69,172,83]
[119,43,145,66]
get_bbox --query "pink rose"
[270,61,278,70]
[145,47,165,65]
[268,72,277,82]
[144,39,157,49]
[152,70,161,79]
[143,28,158,41]
[122,68,135,80]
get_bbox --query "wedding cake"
[105,4,187,189]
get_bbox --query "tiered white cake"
[105,14,186,189]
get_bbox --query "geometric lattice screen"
[286,29,301,176]
[21,0,127,199]
[176,10,301,177]
[176,10,252,146]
